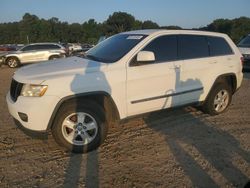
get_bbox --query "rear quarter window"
[207,36,233,56]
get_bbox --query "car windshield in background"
[238,35,250,47]
[85,34,147,63]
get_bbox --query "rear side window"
[38,44,61,50]
[46,44,60,49]
[143,35,178,62]
[207,36,233,56]
[178,35,209,59]
[34,45,44,50]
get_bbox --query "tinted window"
[207,36,233,56]
[21,45,36,51]
[178,35,209,59]
[34,45,44,50]
[86,34,147,63]
[143,35,178,63]
[238,35,250,48]
[37,44,61,50]
[46,44,60,49]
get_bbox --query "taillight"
[240,57,244,66]
[63,48,69,55]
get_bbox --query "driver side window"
[22,45,36,51]
[143,35,178,63]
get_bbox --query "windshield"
[85,34,147,63]
[238,35,250,47]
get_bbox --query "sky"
[0,0,250,28]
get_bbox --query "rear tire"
[202,83,232,115]
[6,57,20,68]
[52,100,108,153]
[49,55,60,60]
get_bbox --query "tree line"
[0,12,249,45]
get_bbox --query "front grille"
[10,79,23,102]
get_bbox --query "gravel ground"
[0,67,249,188]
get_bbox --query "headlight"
[21,84,48,97]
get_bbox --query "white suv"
[6,30,243,153]
[4,43,66,68]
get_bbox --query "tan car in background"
[3,43,67,68]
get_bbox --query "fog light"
[18,112,28,122]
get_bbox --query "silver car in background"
[238,34,250,71]
[3,43,67,68]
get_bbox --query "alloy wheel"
[61,112,98,146]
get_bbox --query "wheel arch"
[214,73,237,93]
[48,54,60,60]
[47,91,120,130]
[5,55,20,64]
[205,73,237,103]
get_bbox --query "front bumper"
[6,92,60,131]
[0,56,5,64]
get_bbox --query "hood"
[238,47,250,55]
[13,56,107,84]
[1,51,16,57]
[5,50,22,56]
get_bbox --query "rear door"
[175,35,210,104]
[40,44,62,60]
[29,44,47,61]
[175,35,235,104]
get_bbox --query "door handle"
[169,66,181,70]
[175,65,181,68]
[170,65,181,70]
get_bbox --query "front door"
[126,35,181,116]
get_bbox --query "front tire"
[52,100,107,153]
[202,83,232,115]
[6,57,20,68]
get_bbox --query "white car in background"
[238,34,250,70]
[68,43,82,53]
[3,43,67,68]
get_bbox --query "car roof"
[27,43,61,46]
[122,29,227,37]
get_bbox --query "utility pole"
[26,35,29,44]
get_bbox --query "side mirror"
[137,51,155,62]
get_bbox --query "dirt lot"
[0,67,249,188]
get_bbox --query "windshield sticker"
[127,35,144,40]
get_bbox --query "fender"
[204,73,237,103]
[4,55,20,64]
[46,91,120,130]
